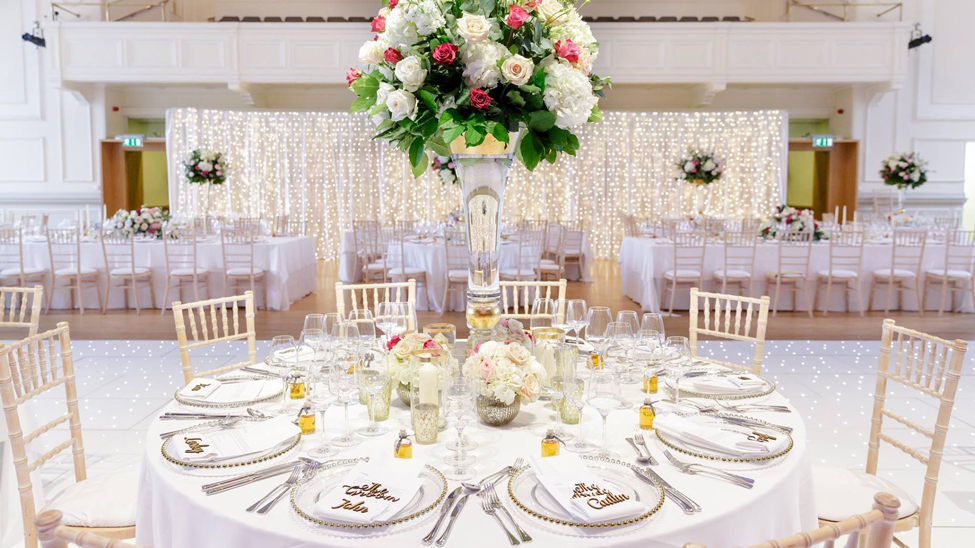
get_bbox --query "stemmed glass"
[586,367,622,459]
[443,378,476,480]
[561,370,595,453]
[303,314,325,332]
[540,361,574,441]
[638,328,664,395]
[586,306,613,367]
[664,336,692,405]
[606,322,636,408]
[348,310,377,345]
[376,302,408,351]
[355,339,390,437]
[565,299,589,343]
[640,313,665,338]
[323,313,343,345]
[298,328,325,360]
[306,360,337,458]
[530,298,557,330]
[269,335,297,370]
[329,329,362,447]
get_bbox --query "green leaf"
[529,111,556,132]
[506,90,525,108]
[427,137,451,158]
[417,90,438,114]
[443,125,465,147]
[411,153,429,178]
[518,84,540,94]
[420,117,439,138]
[519,131,540,171]
[488,122,509,144]
[587,105,603,124]
[465,125,486,147]
[350,95,376,113]
[440,108,461,127]
[350,73,379,98]
[409,139,425,168]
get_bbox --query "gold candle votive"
[410,348,448,440]
[423,323,456,348]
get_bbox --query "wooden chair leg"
[261,277,268,310]
[937,279,949,316]
[148,275,157,310]
[103,277,112,315]
[667,279,677,315]
[913,280,923,317]
[868,278,876,312]
[132,276,141,315]
[771,278,782,317]
[160,280,171,315]
[884,278,893,314]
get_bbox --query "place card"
[529,454,646,522]
[654,414,787,458]
[171,415,300,463]
[312,459,423,524]
[178,378,274,403]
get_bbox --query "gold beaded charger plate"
[507,456,664,538]
[289,457,447,538]
[173,374,283,409]
[663,370,776,401]
[159,417,300,477]
[654,412,794,471]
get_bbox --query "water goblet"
[664,336,692,405]
[355,343,390,437]
[329,345,362,447]
[443,379,476,480]
[561,371,594,454]
[586,367,622,459]
[306,362,338,458]
[586,306,613,367]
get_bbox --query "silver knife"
[422,486,463,545]
[435,493,470,546]
[634,467,701,514]
[203,460,302,494]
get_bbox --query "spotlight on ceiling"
[21,21,45,48]
[908,23,931,50]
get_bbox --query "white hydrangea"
[460,41,508,89]
[385,7,419,49]
[402,0,446,36]
[543,59,599,129]
[549,9,598,49]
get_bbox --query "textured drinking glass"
[443,378,476,480]
[587,367,622,459]
[561,374,593,453]
[355,341,390,436]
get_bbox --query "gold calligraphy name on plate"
[571,482,631,510]
[342,482,401,502]
[183,437,209,454]
[331,498,369,514]
[191,383,211,392]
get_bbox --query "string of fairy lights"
[166,109,784,260]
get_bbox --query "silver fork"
[486,482,531,543]
[257,466,305,514]
[633,432,659,465]
[663,450,754,489]
[247,465,301,512]
[480,482,519,545]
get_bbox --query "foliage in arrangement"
[106,206,169,239]
[347,0,610,176]
[462,340,545,405]
[385,332,453,387]
[879,152,927,190]
[676,149,722,185]
[183,149,227,185]
[759,205,827,241]
[493,317,533,346]
[431,154,458,184]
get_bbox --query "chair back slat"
[221,228,258,275]
[46,227,84,274]
[827,229,865,273]
[0,227,29,275]
[335,280,417,330]
[672,232,706,270]
[889,229,926,274]
[942,230,975,275]
[689,288,769,375]
[499,279,566,323]
[172,292,257,383]
[0,285,43,337]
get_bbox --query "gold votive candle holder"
[368,380,392,422]
[559,377,584,425]
[412,403,439,444]
[423,323,456,348]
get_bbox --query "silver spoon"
[625,437,651,463]
[247,408,270,419]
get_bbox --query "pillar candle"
[842,206,847,225]
[418,363,439,405]
[541,343,557,380]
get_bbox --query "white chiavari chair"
[663,231,706,314]
[561,220,587,276]
[688,288,769,375]
[38,510,150,548]
[46,227,101,315]
[814,229,865,317]
[539,222,566,281]
[335,280,417,331]
[869,229,926,315]
[0,227,47,288]
[813,319,968,548]
[765,228,814,317]
[234,217,262,237]
[921,229,975,315]
[172,292,257,384]
[442,229,468,314]
[683,493,900,548]
[384,221,427,304]
[500,222,545,282]
[703,217,727,235]
[161,227,208,315]
[0,285,43,337]
[0,323,138,548]
[100,230,154,314]
[713,230,757,296]
[272,214,290,236]
[620,214,637,238]
[660,217,684,239]
[354,220,385,283]
[221,228,267,309]
[499,279,567,325]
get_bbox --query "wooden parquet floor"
[8,260,974,341]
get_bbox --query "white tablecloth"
[136,371,815,548]
[618,237,972,313]
[18,236,317,311]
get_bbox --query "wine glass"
[606,322,635,409]
[616,310,640,335]
[586,367,622,459]
[664,336,692,405]
[586,306,613,366]
[298,328,325,360]
[638,328,664,393]
[355,340,390,437]
[329,341,362,447]
[561,370,594,454]
[565,299,589,343]
[303,314,325,332]
[540,361,574,441]
[530,298,557,330]
[268,335,297,370]
[640,313,665,339]
[306,361,337,458]
[348,309,377,345]
[610,316,640,385]
[376,302,408,351]
[443,378,476,480]
[323,313,343,345]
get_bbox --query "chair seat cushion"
[110,267,150,276]
[364,262,385,271]
[812,465,918,522]
[766,270,805,279]
[447,269,468,281]
[873,268,915,278]
[540,259,556,265]
[537,263,561,271]
[54,267,97,276]
[171,268,206,276]
[227,267,264,276]
[0,266,45,276]
[663,269,701,279]
[817,269,859,279]
[713,269,751,279]
[386,267,424,277]
[925,269,972,279]
[41,468,139,528]
[500,268,536,278]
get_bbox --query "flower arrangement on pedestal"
[880,152,927,190]
[759,205,827,241]
[431,154,457,184]
[183,149,227,185]
[463,340,546,426]
[346,0,610,176]
[106,206,168,239]
[676,150,722,185]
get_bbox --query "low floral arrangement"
[445,207,464,228]
[759,205,827,241]
[184,149,227,185]
[880,153,927,190]
[105,206,168,239]
[431,154,457,185]
[676,150,722,185]
[886,210,916,226]
[385,332,453,387]
[493,317,533,347]
[462,340,545,405]
[347,0,610,176]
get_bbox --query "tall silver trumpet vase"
[450,132,522,343]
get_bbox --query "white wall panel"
[127,38,178,68]
[0,138,45,182]
[912,139,967,182]
[59,91,94,182]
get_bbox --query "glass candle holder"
[410,348,448,443]
[532,328,565,398]
[368,379,392,422]
[423,323,456,348]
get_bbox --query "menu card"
[171,415,300,463]
[312,459,424,524]
[529,454,646,522]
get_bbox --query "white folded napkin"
[172,415,300,463]
[653,414,787,458]
[178,378,277,404]
[690,374,766,395]
[529,454,647,523]
[177,379,223,401]
[312,458,424,524]
[271,345,317,364]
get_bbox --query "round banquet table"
[136,366,816,548]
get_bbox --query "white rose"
[910,170,920,182]
[573,46,594,75]
[393,341,413,359]
[501,55,534,86]
[358,40,384,65]
[460,41,507,89]
[520,372,541,402]
[198,162,213,172]
[543,60,598,129]
[385,8,419,49]
[702,160,716,171]
[394,56,427,92]
[386,89,418,121]
[456,12,491,43]
[505,343,531,365]
[683,161,696,173]
[376,82,395,106]
[404,0,446,36]
[536,0,567,26]
[440,170,455,184]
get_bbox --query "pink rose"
[371,15,386,32]
[432,43,458,66]
[555,39,581,63]
[470,89,492,110]
[423,339,442,350]
[346,67,364,87]
[506,5,530,29]
[388,0,398,7]
[479,358,496,380]
[384,48,402,64]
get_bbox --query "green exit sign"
[118,134,145,148]
[811,134,834,148]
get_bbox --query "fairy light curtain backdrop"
[165,108,786,260]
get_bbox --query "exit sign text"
[811,134,834,148]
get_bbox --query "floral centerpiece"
[463,340,546,425]
[431,154,457,185]
[183,149,227,185]
[105,206,168,239]
[347,0,609,338]
[759,205,827,241]
[676,150,722,185]
[385,332,455,403]
[880,152,927,190]
[493,317,533,348]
